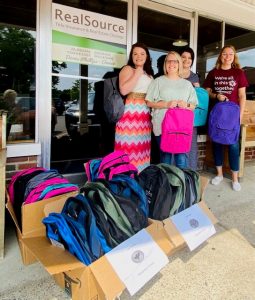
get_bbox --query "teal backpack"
[194,87,209,127]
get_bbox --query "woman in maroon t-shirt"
[203,45,249,192]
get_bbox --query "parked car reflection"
[64,93,95,137]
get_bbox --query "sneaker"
[232,181,241,192]
[211,176,223,185]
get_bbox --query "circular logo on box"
[131,250,144,263]
[189,218,199,228]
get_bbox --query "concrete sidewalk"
[1,163,255,300]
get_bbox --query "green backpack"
[157,164,186,216]
[82,181,135,245]
[182,169,201,209]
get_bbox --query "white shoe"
[232,181,241,192]
[211,176,223,185]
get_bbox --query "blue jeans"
[156,136,187,169]
[212,141,240,172]
[186,127,198,171]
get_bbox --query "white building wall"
[155,0,255,30]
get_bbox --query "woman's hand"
[167,100,178,108]
[176,100,187,108]
[216,93,228,102]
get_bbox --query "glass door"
[51,0,129,173]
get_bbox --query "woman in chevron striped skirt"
[115,43,154,172]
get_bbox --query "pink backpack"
[24,178,71,204]
[85,151,138,181]
[160,107,194,154]
[97,151,137,180]
[8,167,46,204]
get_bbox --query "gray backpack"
[103,76,125,123]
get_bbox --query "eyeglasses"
[222,53,234,56]
[166,60,179,64]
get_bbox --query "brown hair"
[215,45,241,69]
[127,42,154,76]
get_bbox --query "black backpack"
[182,169,201,210]
[12,169,46,226]
[137,165,175,220]
[103,76,125,123]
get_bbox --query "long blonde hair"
[215,45,241,69]
[163,51,183,77]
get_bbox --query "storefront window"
[225,24,255,100]
[0,1,36,143]
[138,6,190,75]
[197,17,255,98]
[197,16,222,85]
[51,0,128,172]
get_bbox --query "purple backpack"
[85,151,138,181]
[161,107,194,154]
[208,101,240,145]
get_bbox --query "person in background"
[114,42,154,172]
[154,54,167,79]
[151,54,167,164]
[145,51,198,169]
[180,47,200,171]
[180,47,200,87]
[0,89,21,137]
[203,45,249,191]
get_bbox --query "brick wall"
[198,142,206,170]
[6,155,38,183]
[5,145,255,182]
[244,147,255,160]
[197,141,255,170]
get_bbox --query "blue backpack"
[208,101,240,145]
[194,87,209,127]
[108,174,149,219]
[43,194,111,265]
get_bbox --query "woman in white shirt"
[115,43,154,172]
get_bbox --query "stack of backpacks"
[138,164,201,220]
[43,151,149,265]
[41,150,201,265]
[8,167,79,226]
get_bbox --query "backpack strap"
[110,77,116,92]
[97,151,130,180]
[108,163,137,180]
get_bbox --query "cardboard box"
[242,100,255,125]
[20,196,174,300]
[163,201,217,253]
[163,175,217,252]
[14,175,217,300]
[148,175,217,254]
[6,191,77,265]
